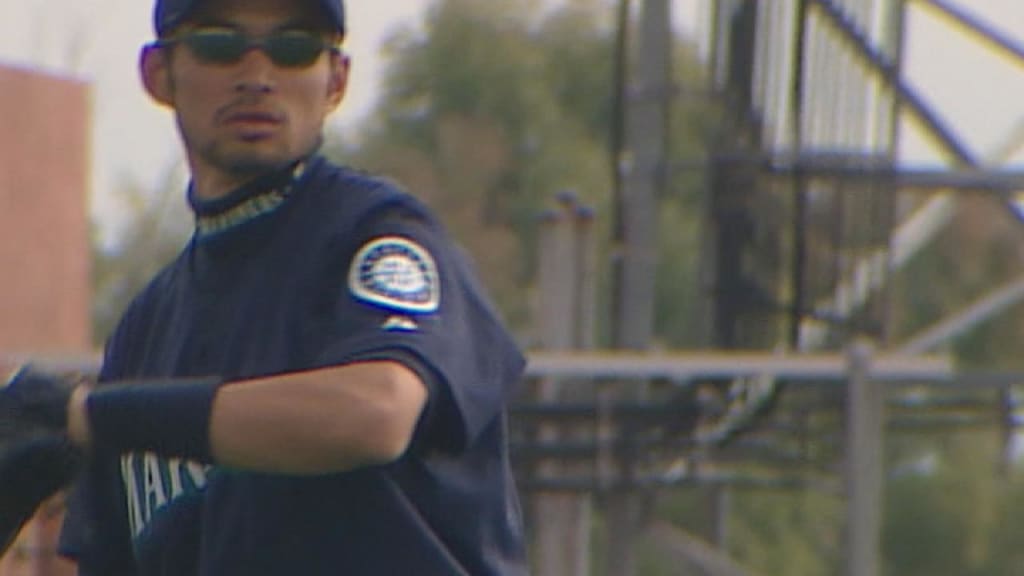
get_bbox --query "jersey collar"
[188,161,311,241]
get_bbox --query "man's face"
[145,0,348,188]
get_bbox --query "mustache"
[215,96,286,124]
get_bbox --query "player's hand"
[0,434,82,556]
[0,366,78,441]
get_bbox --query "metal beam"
[517,470,841,493]
[913,0,1024,66]
[698,151,1024,193]
[525,350,954,381]
[760,154,1024,194]
[6,349,996,387]
[897,274,1024,354]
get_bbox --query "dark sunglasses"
[154,28,340,68]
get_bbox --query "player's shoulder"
[301,158,435,226]
[307,156,428,213]
[99,255,189,378]
[115,254,188,332]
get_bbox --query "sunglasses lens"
[176,29,329,68]
[265,33,326,67]
[185,30,246,64]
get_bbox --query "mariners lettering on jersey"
[349,236,440,314]
[120,453,210,538]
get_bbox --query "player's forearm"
[208,363,427,474]
[68,362,428,475]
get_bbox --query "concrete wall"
[0,64,92,356]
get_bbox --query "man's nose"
[233,48,276,93]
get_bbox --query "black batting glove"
[0,434,83,556]
[0,366,77,440]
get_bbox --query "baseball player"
[0,0,530,574]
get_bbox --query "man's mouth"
[224,111,282,127]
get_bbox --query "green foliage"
[981,478,1024,575]
[877,197,1024,574]
[889,197,1024,363]
[330,0,631,333]
[884,471,966,575]
[329,0,716,346]
[883,431,1008,576]
[726,489,843,575]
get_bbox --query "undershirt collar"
[188,161,309,241]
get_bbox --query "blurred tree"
[981,473,1024,575]
[890,196,1024,365]
[883,431,1005,576]
[91,168,190,343]
[727,489,843,576]
[875,195,1024,574]
[326,0,716,344]
[328,0,614,334]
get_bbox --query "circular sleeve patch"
[348,236,440,313]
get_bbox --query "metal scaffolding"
[527,0,1024,574]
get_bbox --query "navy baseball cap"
[154,0,346,37]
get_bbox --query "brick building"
[0,63,92,576]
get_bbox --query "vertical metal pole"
[612,0,666,349]
[845,341,883,576]
[878,0,908,346]
[789,0,810,348]
[607,0,671,572]
[611,0,632,224]
[533,194,597,576]
[572,201,598,576]
[573,202,599,352]
[533,201,583,576]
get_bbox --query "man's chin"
[199,137,320,178]
[214,149,296,177]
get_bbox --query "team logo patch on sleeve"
[348,237,440,313]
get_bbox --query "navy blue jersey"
[59,156,529,576]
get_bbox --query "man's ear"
[325,51,350,113]
[140,44,174,107]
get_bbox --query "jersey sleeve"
[311,202,526,454]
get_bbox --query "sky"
[899,0,1024,165]
[0,0,1020,239]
